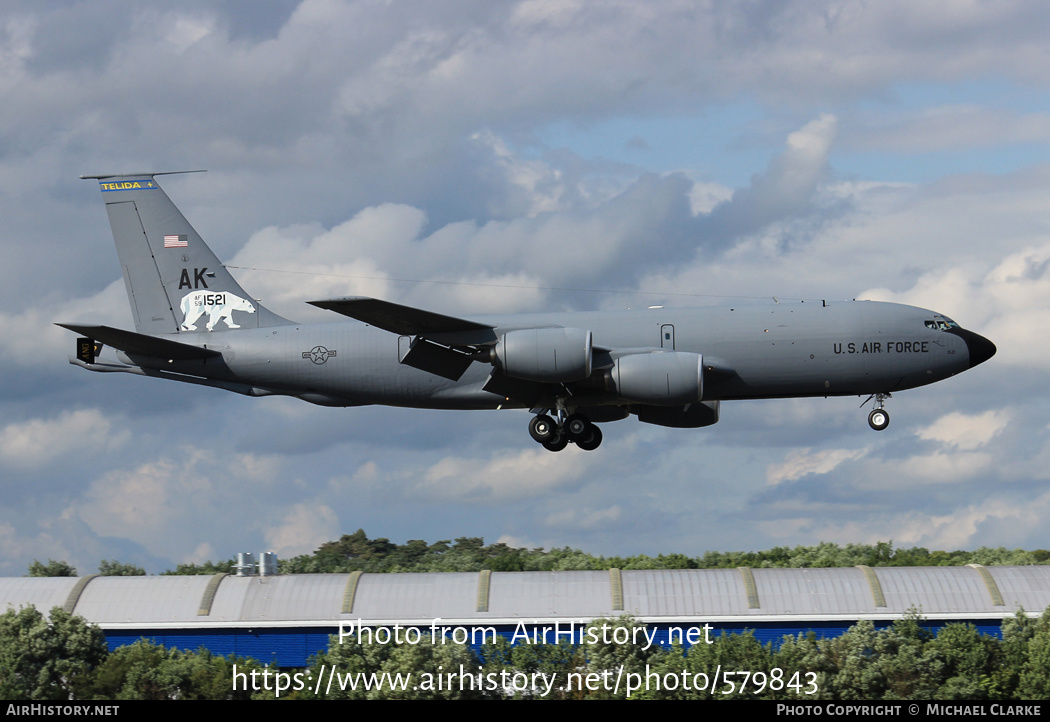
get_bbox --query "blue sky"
[1,1,1049,574]
[535,79,1050,187]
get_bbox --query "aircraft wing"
[55,323,222,361]
[308,297,497,343]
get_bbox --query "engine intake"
[491,327,593,383]
[609,351,703,405]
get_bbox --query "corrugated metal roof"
[876,566,993,614]
[68,575,218,623]
[990,565,1050,611]
[352,572,478,620]
[220,574,352,622]
[0,576,80,614]
[2,566,1049,629]
[751,568,879,616]
[622,569,746,616]
[487,571,613,618]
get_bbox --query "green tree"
[646,630,772,699]
[772,632,829,699]
[480,634,587,699]
[27,559,77,577]
[929,623,994,699]
[1016,607,1050,699]
[580,616,658,699]
[84,639,263,700]
[988,610,1035,699]
[0,606,107,700]
[301,629,486,699]
[98,560,146,576]
[808,612,945,700]
[161,559,233,575]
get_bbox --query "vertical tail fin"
[82,171,292,335]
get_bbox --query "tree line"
[26,532,1050,577]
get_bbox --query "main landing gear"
[529,412,603,452]
[863,393,891,431]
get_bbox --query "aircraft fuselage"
[127,300,979,409]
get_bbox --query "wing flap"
[56,323,222,361]
[398,336,476,381]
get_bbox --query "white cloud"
[702,114,837,246]
[767,447,869,485]
[417,447,594,502]
[863,240,1050,372]
[165,14,215,54]
[265,503,339,558]
[0,409,129,468]
[779,493,1050,551]
[917,410,1011,450]
[471,130,571,217]
[68,450,286,560]
[74,455,209,545]
[0,281,130,367]
[848,106,1050,153]
[0,521,72,577]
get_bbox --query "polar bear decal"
[180,290,256,331]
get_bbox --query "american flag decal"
[164,234,188,248]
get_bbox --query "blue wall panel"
[100,618,1007,668]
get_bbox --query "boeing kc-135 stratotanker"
[59,171,996,451]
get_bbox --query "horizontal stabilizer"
[56,324,221,361]
[309,297,495,339]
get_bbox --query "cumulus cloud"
[265,503,340,558]
[863,237,1050,372]
[227,161,701,316]
[767,447,869,485]
[0,409,129,468]
[417,447,595,502]
[69,450,286,560]
[770,492,1050,551]
[74,454,213,545]
[917,410,1011,450]
[701,114,838,248]
[0,281,130,368]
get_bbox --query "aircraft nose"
[953,328,996,368]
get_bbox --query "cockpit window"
[925,318,959,331]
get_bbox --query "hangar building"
[2,565,1048,667]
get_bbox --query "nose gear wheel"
[862,393,891,431]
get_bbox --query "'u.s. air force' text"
[833,341,931,354]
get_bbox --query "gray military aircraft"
[59,171,996,451]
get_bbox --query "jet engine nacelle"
[609,351,703,405]
[491,327,593,383]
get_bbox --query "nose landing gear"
[863,393,891,431]
[529,411,603,451]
